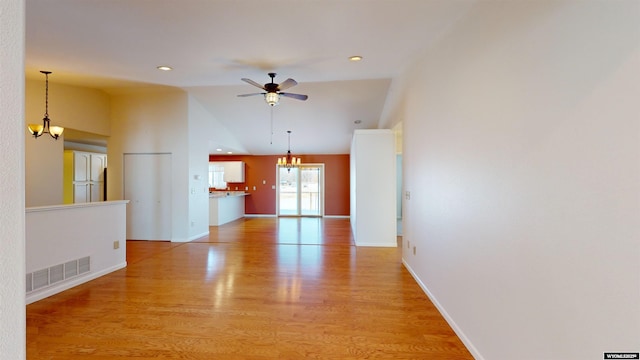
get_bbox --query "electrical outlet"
[113,240,120,250]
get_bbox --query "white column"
[0,0,26,358]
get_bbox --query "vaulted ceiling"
[26,0,477,154]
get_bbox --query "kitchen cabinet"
[222,161,245,183]
[64,151,107,203]
[209,192,248,226]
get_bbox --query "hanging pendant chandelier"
[27,71,64,140]
[277,130,301,172]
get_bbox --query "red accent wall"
[209,154,350,216]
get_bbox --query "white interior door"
[124,153,172,240]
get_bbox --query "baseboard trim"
[26,262,127,305]
[402,259,484,360]
[243,214,351,219]
[355,241,398,247]
[187,231,210,242]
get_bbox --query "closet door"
[124,153,172,241]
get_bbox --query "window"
[208,163,226,189]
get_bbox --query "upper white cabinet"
[70,151,106,182]
[222,161,245,183]
[90,153,107,182]
[73,151,91,182]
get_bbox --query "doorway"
[277,164,324,217]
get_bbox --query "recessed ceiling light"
[157,65,173,71]
[227,151,233,154]
[349,56,363,62]
[216,148,223,152]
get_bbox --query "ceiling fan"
[238,73,308,106]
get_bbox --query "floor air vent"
[26,256,91,293]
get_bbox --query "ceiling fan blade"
[280,92,308,101]
[277,78,298,91]
[237,92,264,97]
[241,78,266,90]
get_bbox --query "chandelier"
[27,71,64,140]
[277,130,301,172]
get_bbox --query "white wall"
[109,88,191,242]
[25,78,110,135]
[26,201,128,304]
[24,79,110,207]
[398,1,639,359]
[350,129,397,247]
[0,0,25,357]
[187,95,214,240]
[25,129,64,206]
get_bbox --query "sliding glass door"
[278,166,299,216]
[277,164,324,216]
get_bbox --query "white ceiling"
[25,0,477,154]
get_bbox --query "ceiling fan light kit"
[265,92,280,106]
[238,72,308,106]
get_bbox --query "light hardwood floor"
[27,217,472,359]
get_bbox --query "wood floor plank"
[27,217,472,359]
